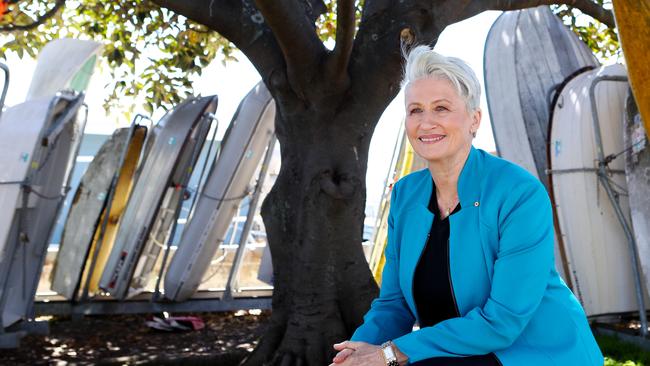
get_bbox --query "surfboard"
[128,104,215,296]
[50,126,148,300]
[0,92,85,327]
[612,0,650,137]
[484,5,598,189]
[81,125,148,297]
[98,96,217,299]
[164,82,275,302]
[26,39,102,101]
[0,103,47,263]
[624,91,650,299]
[549,64,647,317]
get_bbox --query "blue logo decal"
[554,140,561,157]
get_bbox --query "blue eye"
[409,107,422,114]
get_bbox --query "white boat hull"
[164,82,275,301]
[550,64,647,316]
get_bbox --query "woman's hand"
[329,341,384,366]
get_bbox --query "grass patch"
[598,334,650,366]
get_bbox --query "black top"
[411,179,501,366]
[413,180,461,327]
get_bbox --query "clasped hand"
[328,341,384,366]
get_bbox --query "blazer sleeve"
[351,182,416,344]
[392,180,555,363]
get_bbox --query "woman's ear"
[471,108,482,132]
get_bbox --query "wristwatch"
[380,341,400,366]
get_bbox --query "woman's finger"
[332,348,354,363]
[334,340,363,350]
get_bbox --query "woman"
[330,46,603,366]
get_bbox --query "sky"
[0,10,501,219]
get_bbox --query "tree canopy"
[0,0,617,118]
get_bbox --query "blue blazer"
[352,146,603,365]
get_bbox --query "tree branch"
[152,0,286,90]
[346,0,614,122]
[0,0,65,32]
[254,0,326,92]
[347,2,449,119]
[466,0,615,28]
[326,0,355,83]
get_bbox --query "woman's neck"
[428,145,471,201]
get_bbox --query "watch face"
[382,344,398,365]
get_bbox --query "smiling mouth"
[418,135,446,143]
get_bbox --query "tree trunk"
[242,104,382,366]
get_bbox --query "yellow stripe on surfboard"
[613,0,650,137]
[369,133,426,284]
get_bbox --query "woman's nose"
[421,111,438,128]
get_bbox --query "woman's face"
[404,77,480,163]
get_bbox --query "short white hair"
[402,45,481,112]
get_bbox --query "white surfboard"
[549,64,647,316]
[26,39,102,101]
[164,82,275,302]
[50,128,132,300]
[98,96,217,299]
[128,100,216,296]
[624,91,650,298]
[484,5,598,188]
[0,101,50,262]
[0,92,85,327]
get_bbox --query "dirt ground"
[0,310,270,365]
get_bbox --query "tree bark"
[242,101,382,365]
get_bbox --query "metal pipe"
[184,113,220,222]
[0,63,9,121]
[589,74,648,336]
[545,168,625,175]
[223,136,276,300]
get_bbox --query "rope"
[200,191,251,202]
[21,184,69,200]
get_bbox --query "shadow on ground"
[0,310,270,365]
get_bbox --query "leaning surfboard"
[26,38,102,101]
[164,82,275,302]
[128,104,216,296]
[613,0,650,137]
[624,91,650,299]
[81,125,148,297]
[50,126,147,300]
[484,5,598,189]
[98,96,217,299]
[549,64,648,317]
[0,92,85,327]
